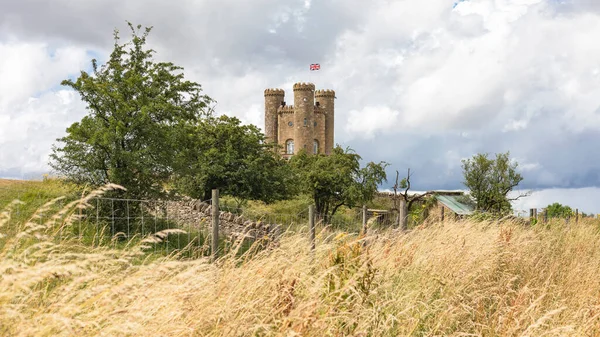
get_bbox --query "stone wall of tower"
[314,109,326,154]
[264,88,285,146]
[277,106,295,157]
[315,89,335,155]
[292,82,315,154]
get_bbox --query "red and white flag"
[310,63,320,71]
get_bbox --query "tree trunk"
[399,199,408,231]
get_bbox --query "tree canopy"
[461,152,525,214]
[545,202,574,218]
[289,146,388,222]
[173,114,294,203]
[49,23,213,199]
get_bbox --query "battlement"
[293,82,315,91]
[278,105,295,114]
[315,89,335,98]
[264,88,285,96]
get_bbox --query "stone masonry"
[153,197,283,242]
[264,82,335,158]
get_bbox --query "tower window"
[286,139,294,154]
[304,118,308,126]
[314,121,317,127]
[288,121,293,127]
[313,139,319,154]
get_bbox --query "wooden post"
[441,206,445,222]
[530,208,535,225]
[211,189,219,261]
[576,209,579,224]
[362,205,367,235]
[544,209,548,224]
[399,199,408,231]
[309,205,315,251]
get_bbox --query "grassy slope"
[1,185,600,336]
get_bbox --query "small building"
[374,190,475,223]
[434,193,475,219]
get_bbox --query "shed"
[435,194,475,216]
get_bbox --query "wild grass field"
[1,182,600,336]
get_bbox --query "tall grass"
[1,187,600,336]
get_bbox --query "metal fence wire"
[2,183,421,257]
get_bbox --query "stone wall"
[153,197,283,241]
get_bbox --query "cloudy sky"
[1,0,600,214]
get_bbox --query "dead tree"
[392,168,434,231]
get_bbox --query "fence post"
[544,209,548,224]
[530,208,535,225]
[441,206,445,222]
[309,205,315,251]
[576,209,579,224]
[211,189,219,261]
[362,205,367,235]
[399,199,408,231]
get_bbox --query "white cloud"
[511,187,600,215]
[0,90,87,175]
[345,106,400,139]
[0,42,88,110]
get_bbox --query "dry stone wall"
[153,197,283,241]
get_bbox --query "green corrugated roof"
[436,195,475,215]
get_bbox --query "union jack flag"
[310,63,320,71]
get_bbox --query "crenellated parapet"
[293,82,316,91]
[264,88,285,97]
[315,89,335,98]
[278,105,295,114]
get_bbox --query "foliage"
[173,114,295,203]
[545,202,574,218]
[49,23,213,200]
[461,152,525,214]
[289,146,388,222]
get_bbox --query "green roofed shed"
[435,194,475,216]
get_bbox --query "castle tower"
[315,89,335,155]
[264,88,285,146]
[264,82,335,158]
[293,82,315,154]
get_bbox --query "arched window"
[286,139,294,154]
[313,139,319,154]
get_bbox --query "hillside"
[1,186,600,336]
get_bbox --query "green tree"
[173,115,294,204]
[461,152,526,214]
[290,146,388,223]
[545,202,574,218]
[49,23,213,199]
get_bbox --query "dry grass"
[1,186,600,336]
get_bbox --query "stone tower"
[263,82,335,158]
[316,89,335,155]
[263,88,285,146]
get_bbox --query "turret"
[293,82,315,155]
[315,89,335,155]
[264,88,285,147]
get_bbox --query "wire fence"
[0,183,369,259]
